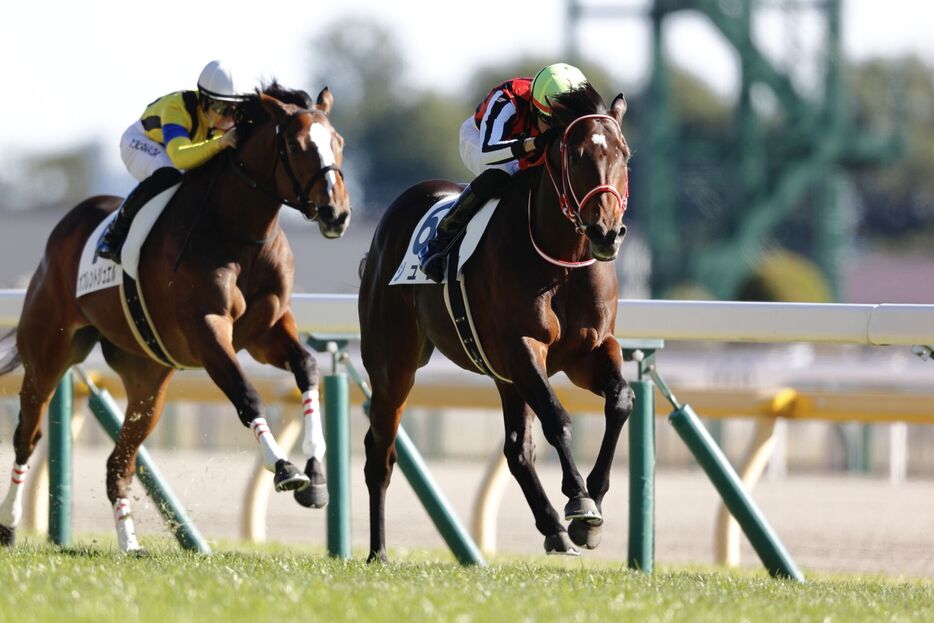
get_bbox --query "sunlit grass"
[2,538,933,623]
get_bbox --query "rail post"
[48,371,73,547]
[622,340,662,573]
[323,340,352,559]
[669,404,804,581]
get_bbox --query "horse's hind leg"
[100,341,174,552]
[0,317,98,546]
[497,384,578,555]
[563,338,634,549]
[360,292,425,563]
[247,311,327,509]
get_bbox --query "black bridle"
[226,115,344,217]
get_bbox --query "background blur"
[2,0,934,573]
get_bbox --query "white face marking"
[308,122,338,195]
[591,133,607,147]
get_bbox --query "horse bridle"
[227,113,344,217]
[542,113,629,235]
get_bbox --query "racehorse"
[358,85,632,561]
[0,82,351,550]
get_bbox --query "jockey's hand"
[219,127,238,150]
[533,126,563,152]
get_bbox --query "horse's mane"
[548,83,607,127]
[234,80,314,142]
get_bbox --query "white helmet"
[197,60,250,102]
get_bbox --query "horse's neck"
[210,155,282,244]
[529,173,591,263]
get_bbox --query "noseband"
[543,113,628,235]
[227,117,344,216]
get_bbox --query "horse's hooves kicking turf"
[274,460,311,492]
[568,518,602,549]
[293,457,328,508]
[564,496,603,525]
[0,525,14,547]
[544,532,580,556]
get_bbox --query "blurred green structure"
[566,0,899,299]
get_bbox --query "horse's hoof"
[125,548,150,558]
[294,483,329,508]
[568,518,603,550]
[564,497,603,525]
[544,532,580,556]
[274,459,311,492]
[0,524,14,547]
[294,457,328,508]
[367,549,389,564]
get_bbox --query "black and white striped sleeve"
[477,90,525,167]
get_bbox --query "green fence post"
[324,373,351,559]
[628,377,655,572]
[85,382,210,553]
[395,427,486,566]
[622,342,662,573]
[48,371,73,547]
[669,404,804,581]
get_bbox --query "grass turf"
[1,538,932,623]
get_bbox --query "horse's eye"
[288,140,301,151]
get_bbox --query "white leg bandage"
[301,389,326,460]
[113,498,141,552]
[251,418,287,471]
[0,464,29,527]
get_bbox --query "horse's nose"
[586,224,626,247]
[318,204,336,223]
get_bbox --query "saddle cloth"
[75,184,189,369]
[76,183,181,298]
[388,194,500,286]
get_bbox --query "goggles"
[208,100,236,117]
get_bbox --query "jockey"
[95,60,251,263]
[418,62,589,282]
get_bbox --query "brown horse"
[0,82,351,550]
[358,85,632,561]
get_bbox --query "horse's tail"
[358,253,368,281]
[0,329,22,377]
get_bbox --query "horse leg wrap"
[0,464,29,528]
[113,498,141,552]
[301,389,326,460]
[251,418,287,472]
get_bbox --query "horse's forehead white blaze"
[308,122,338,195]
[591,133,607,148]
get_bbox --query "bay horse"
[0,82,351,550]
[358,85,632,561]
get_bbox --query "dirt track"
[27,446,934,577]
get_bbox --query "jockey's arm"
[162,125,225,170]
[477,91,536,168]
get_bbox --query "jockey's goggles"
[208,100,236,117]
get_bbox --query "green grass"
[1,538,933,623]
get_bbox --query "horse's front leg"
[563,337,634,549]
[247,311,327,508]
[193,314,309,492]
[508,337,600,524]
[497,383,578,555]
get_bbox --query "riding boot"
[418,168,511,282]
[95,167,182,263]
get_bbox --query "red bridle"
[542,114,629,235]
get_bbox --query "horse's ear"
[610,93,627,126]
[314,87,333,116]
[259,93,290,121]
